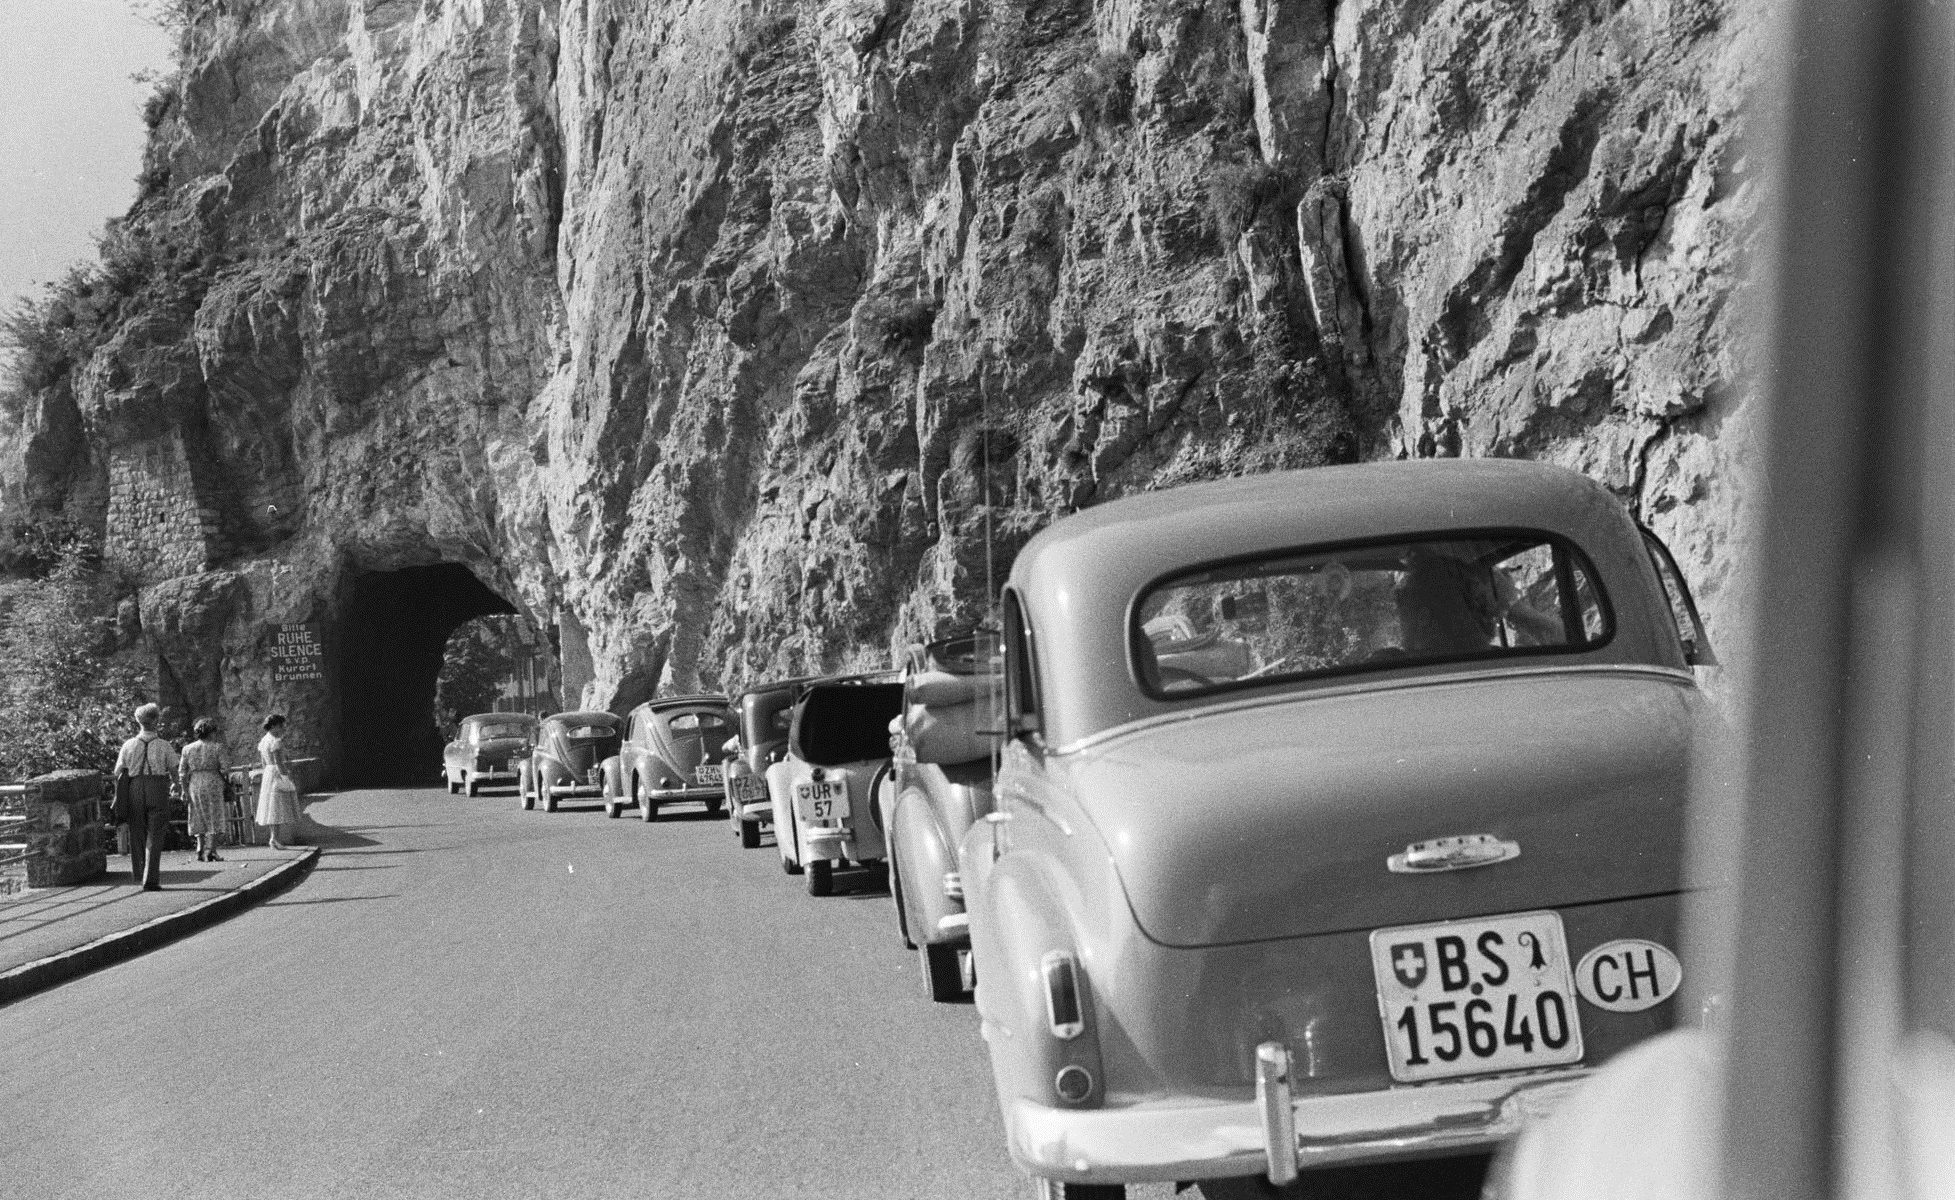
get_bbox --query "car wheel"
[704,794,723,815]
[541,768,560,812]
[782,854,803,876]
[740,818,761,849]
[520,763,535,810]
[465,775,479,797]
[888,856,916,950]
[806,858,833,897]
[637,776,657,822]
[921,941,963,1002]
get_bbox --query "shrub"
[860,294,939,355]
[0,554,148,780]
[1208,160,1291,246]
[435,616,532,729]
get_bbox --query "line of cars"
[440,458,1718,1200]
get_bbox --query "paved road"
[0,787,1190,1200]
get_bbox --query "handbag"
[110,772,132,825]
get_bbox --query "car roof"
[463,712,536,723]
[1009,459,1683,749]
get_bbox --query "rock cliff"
[0,0,1764,779]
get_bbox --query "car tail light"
[942,871,964,899]
[1041,950,1084,1040]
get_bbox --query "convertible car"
[442,712,537,796]
[602,695,736,820]
[882,631,1002,1001]
[519,712,623,812]
[958,459,1715,1199]
[769,672,903,896]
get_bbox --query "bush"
[1208,160,1291,246]
[0,554,148,780]
[435,616,531,729]
[859,294,939,355]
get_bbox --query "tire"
[921,941,963,1002]
[542,769,559,812]
[740,818,761,849]
[637,777,657,822]
[888,853,916,950]
[782,855,803,876]
[605,800,620,818]
[806,858,833,897]
[705,793,723,815]
[465,775,479,797]
[520,764,535,810]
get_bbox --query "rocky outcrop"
[0,0,1764,774]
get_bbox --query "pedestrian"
[177,718,229,862]
[114,702,180,890]
[255,713,302,849]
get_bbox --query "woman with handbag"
[255,713,302,849]
[178,718,229,862]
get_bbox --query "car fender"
[600,756,624,800]
[767,758,808,867]
[965,804,1109,1110]
[893,786,959,946]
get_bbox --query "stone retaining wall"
[21,770,109,887]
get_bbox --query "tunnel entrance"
[337,564,519,786]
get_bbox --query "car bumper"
[802,824,882,863]
[1003,1061,1590,1186]
[731,798,773,824]
[548,782,605,796]
[645,784,724,803]
[470,771,519,784]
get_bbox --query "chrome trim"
[1387,834,1521,874]
[1256,1043,1299,1185]
[943,871,965,899]
[1010,1067,1590,1185]
[938,912,970,934]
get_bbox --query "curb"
[0,846,321,1007]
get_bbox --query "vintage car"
[599,695,736,820]
[519,711,623,812]
[881,631,1002,1001]
[768,672,904,895]
[441,712,537,796]
[722,678,820,848]
[957,459,1716,1199]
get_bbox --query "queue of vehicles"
[435,458,1716,1200]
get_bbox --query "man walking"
[115,704,180,891]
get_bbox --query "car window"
[1003,590,1041,738]
[476,721,530,741]
[1640,528,1716,665]
[562,723,614,738]
[1132,531,1613,698]
[665,711,732,736]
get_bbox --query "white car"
[769,673,903,896]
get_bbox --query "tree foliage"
[435,616,529,730]
[0,556,149,780]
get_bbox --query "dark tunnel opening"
[338,563,518,786]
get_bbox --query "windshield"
[1133,531,1611,698]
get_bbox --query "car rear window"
[665,710,732,736]
[792,683,904,766]
[477,722,531,741]
[1132,531,1612,698]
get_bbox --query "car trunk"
[654,709,733,777]
[473,736,530,769]
[1065,668,1698,948]
[556,722,621,778]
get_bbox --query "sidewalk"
[0,843,318,1005]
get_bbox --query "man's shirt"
[115,731,180,777]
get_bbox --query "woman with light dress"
[255,713,302,849]
[177,718,230,862]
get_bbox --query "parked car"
[519,712,623,812]
[958,459,1716,1199]
[600,695,737,820]
[769,672,904,896]
[441,713,537,796]
[723,678,819,849]
[881,631,1002,1001]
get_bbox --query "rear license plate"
[794,779,849,824]
[1369,911,1584,1083]
[695,763,724,786]
[731,774,766,802]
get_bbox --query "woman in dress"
[255,713,302,849]
[177,718,229,862]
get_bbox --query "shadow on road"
[262,894,400,907]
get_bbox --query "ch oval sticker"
[1575,939,1683,1012]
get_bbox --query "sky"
[0,0,175,318]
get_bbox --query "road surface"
[0,786,1194,1200]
